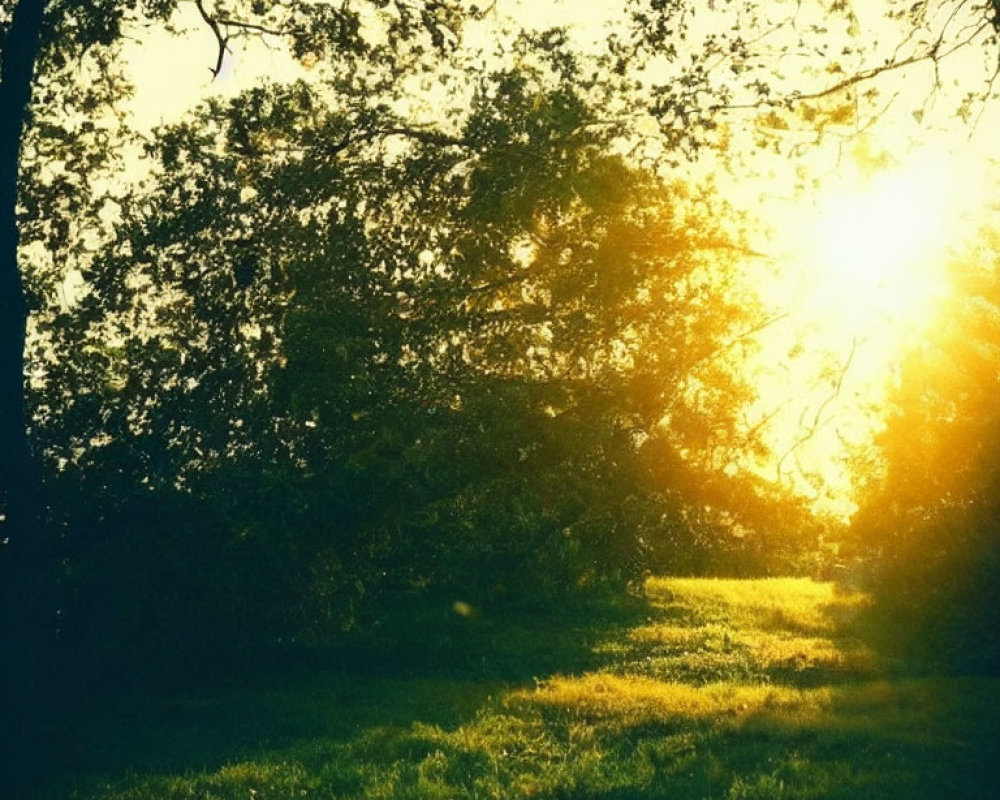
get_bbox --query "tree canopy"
[35,37,800,648]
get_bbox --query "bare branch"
[776,336,858,480]
[742,397,791,445]
[322,124,468,159]
[193,0,229,79]
[781,51,930,104]
[215,17,285,37]
[969,53,1000,134]
[191,2,291,79]
[724,310,790,350]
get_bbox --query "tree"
[1,2,74,791]
[13,2,973,788]
[846,221,1000,672]
[0,0,472,567]
[30,27,806,670]
[0,2,474,792]
[0,0,43,546]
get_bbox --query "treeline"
[845,233,1000,675]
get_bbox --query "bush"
[850,500,1000,675]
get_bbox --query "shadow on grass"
[42,587,650,794]
[43,579,1000,800]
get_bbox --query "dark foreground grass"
[42,578,999,799]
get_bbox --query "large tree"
[1,2,75,792]
[0,1,471,792]
[39,34,785,655]
[0,0,44,549]
[1,0,471,560]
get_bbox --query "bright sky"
[122,0,624,129]
[738,143,992,517]
[122,3,298,129]
[118,0,1000,520]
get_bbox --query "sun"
[738,145,980,519]
[806,149,955,334]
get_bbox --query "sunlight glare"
[806,151,954,332]
[742,146,981,519]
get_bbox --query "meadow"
[44,577,999,799]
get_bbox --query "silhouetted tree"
[0,2,476,792]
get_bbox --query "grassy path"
[48,578,999,799]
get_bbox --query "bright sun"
[740,145,980,519]
[807,150,954,332]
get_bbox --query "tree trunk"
[0,1,52,796]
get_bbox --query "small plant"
[727,773,786,799]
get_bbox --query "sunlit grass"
[739,629,876,674]
[512,673,832,723]
[47,578,998,799]
[646,576,871,633]
[635,577,878,677]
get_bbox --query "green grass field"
[44,578,999,799]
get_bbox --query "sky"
[121,0,626,130]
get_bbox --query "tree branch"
[711,5,994,114]
[193,0,229,79]
[215,17,285,37]
[323,124,468,158]
[776,336,858,480]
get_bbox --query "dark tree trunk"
[0,1,52,796]
[1,0,42,519]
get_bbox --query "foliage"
[9,1,1000,797]
[3,7,503,730]
[1,0,481,547]
[24,34,818,670]
[616,0,1000,165]
[12,0,1000,707]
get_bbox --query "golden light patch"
[737,631,877,674]
[511,674,832,723]
[627,623,729,648]
[645,577,872,634]
[648,576,849,609]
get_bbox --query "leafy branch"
[710,0,996,114]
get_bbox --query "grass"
[42,577,999,799]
